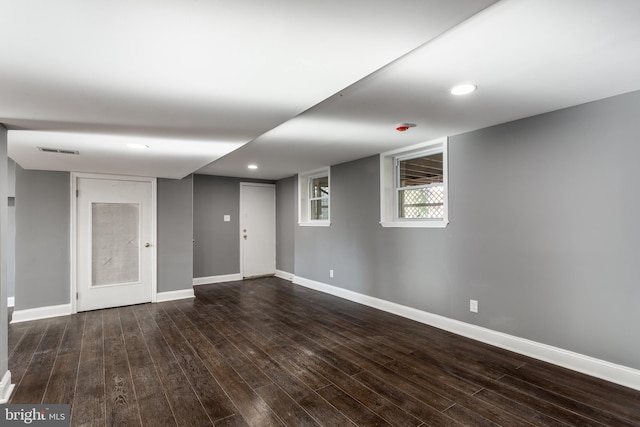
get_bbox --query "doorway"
[73,174,156,312]
[240,183,275,278]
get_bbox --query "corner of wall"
[0,125,13,402]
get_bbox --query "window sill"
[299,221,331,227]
[380,220,448,229]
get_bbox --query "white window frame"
[298,167,330,227]
[380,137,448,228]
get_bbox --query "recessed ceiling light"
[450,83,477,96]
[127,143,150,149]
[248,164,258,170]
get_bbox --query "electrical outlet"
[470,299,478,313]
[329,269,334,278]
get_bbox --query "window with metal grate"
[397,152,444,219]
[380,137,448,228]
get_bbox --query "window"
[309,175,329,220]
[299,168,330,226]
[380,137,448,228]
[397,152,444,219]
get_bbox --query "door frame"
[239,182,276,278]
[70,173,157,314]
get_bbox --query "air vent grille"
[38,147,80,155]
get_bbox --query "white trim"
[193,274,243,286]
[150,178,158,303]
[70,174,77,312]
[7,297,14,308]
[0,370,14,404]
[292,275,640,391]
[298,221,331,227]
[298,167,331,226]
[156,288,194,302]
[381,137,448,158]
[70,173,157,313]
[275,270,294,281]
[380,220,449,228]
[10,303,72,324]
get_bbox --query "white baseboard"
[0,370,14,404]
[193,274,243,286]
[10,303,72,324]
[275,270,294,281]
[293,275,640,391]
[7,297,14,308]
[156,288,195,303]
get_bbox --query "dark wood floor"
[8,277,640,426]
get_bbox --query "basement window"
[380,137,448,228]
[299,168,330,226]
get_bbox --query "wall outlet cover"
[470,299,478,313]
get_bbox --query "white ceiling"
[3,0,640,180]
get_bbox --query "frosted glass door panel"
[92,203,140,286]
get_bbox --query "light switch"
[224,215,231,222]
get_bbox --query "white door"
[76,176,155,312]
[240,183,275,278]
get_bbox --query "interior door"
[76,176,155,312]
[240,183,275,278]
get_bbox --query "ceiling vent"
[38,147,80,155]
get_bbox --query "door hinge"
[76,292,79,300]
[76,189,79,197]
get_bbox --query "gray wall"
[7,159,15,300]
[193,175,241,277]
[157,176,194,292]
[12,170,267,304]
[13,171,197,309]
[1,125,8,380]
[276,175,296,273]
[193,175,274,278]
[294,90,640,370]
[15,167,70,310]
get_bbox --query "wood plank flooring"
[8,277,640,426]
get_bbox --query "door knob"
[145,243,151,247]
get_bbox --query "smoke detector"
[395,123,417,132]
